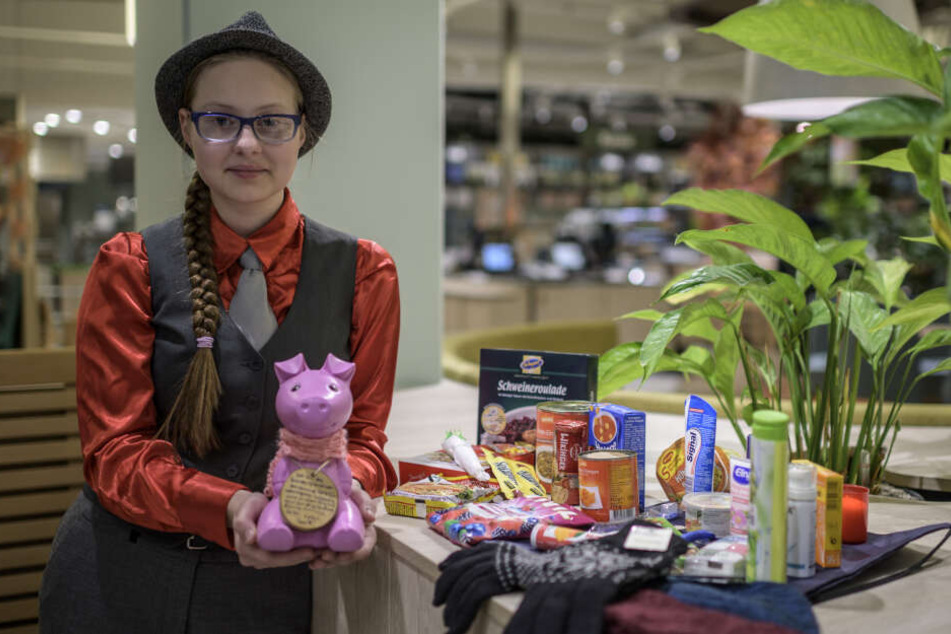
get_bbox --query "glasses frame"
[189,111,303,144]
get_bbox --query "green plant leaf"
[683,239,753,266]
[711,310,743,422]
[759,122,831,174]
[680,317,720,343]
[598,342,646,398]
[640,300,733,376]
[863,257,913,312]
[848,148,951,184]
[664,189,813,241]
[907,134,951,252]
[819,239,868,266]
[821,97,944,138]
[678,224,836,296]
[770,271,807,312]
[801,299,832,333]
[699,0,944,95]
[902,235,942,246]
[659,263,774,302]
[876,287,951,362]
[617,309,666,322]
[840,291,892,362]
[904,329,951,357]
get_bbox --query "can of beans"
[578,449,639,523]
[536,401,591,494]
[551,419,588,505]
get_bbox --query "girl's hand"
[228,490,317,569]
[308,479,377,570]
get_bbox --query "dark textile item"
[788,522,951,603]
[143,215,356,494]
[39,492,311,634]
[433,520,687,634]
[604,589,803,634]
[155,11,331,155]
[664,580,819,634]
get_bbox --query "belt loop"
[186,535,209,551]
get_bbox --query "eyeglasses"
[189,111,302,144]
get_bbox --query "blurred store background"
[0,0,948,401]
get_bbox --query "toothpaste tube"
[683,394,717,494]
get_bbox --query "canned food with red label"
[535,401,591,493]
[578,449,638,523]
[551,419,588,505]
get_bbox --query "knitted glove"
[433,520,687,634]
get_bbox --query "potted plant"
[599,0,951,491]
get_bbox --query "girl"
[39,11,400,633]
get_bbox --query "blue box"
[589,403,646,512]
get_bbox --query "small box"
[477,348,598,445]
[398,449,485,484]
[793,459,842,568]
[589,403,646,512]
[383,476,500,519]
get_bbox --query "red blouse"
[76,191,400,549]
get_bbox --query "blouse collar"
[210,188,300,274]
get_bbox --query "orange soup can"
[578,449,639,523]
[536,401,591,493]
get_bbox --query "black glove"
[433,520,687,634]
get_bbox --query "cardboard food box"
[397,445,523,484]
[792,459,843,568]
[477,348,598,445]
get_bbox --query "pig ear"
[274,353,309,383]
[323,353,356,383]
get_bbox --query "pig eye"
[290,383,301,392]
[329,383,339,392]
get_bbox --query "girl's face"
[179,58,305,226]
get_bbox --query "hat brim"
[155,29,330,156]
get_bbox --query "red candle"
[842,484,869,544]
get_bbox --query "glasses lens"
[197,114,241,141]
[253,116,296,142]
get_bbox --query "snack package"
[682,535,749,581]
[427,496,595,547]
[483,449,546,498]
[383,475,500,520]
[655,437,733,503]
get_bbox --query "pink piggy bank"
[256,352,365,553]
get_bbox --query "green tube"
[747,409,790,582]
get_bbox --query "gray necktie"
[229,247,277,351]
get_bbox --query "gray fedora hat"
[154,10,330,156]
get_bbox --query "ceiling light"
[571,116,588,133]
[65,109,82,124]
[658,124,676,142]
[44,113,61,128]
[606,58,625,76]
[743,0,923,120]
[795,121,812,134]
[108,144,124,159]
[607,18,626,35]
[93,120,110,136]
[33,122,49,136]
[125,0,136,47]
[128,128,137,143]
[662,34,681,63]
[535,107,551,125]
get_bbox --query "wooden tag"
[279,468,338,531]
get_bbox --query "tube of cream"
[683,394,717,494]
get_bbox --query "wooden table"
[313,380,951,634]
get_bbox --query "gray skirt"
[39,489,311,634]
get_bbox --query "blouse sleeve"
[346,239,400,497]
[77,232,245,548]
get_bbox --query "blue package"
[684,394,717,494]
[589,402,646,513]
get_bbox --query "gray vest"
[141,215,357,492]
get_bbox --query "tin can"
[551,419,588,505]
[536,401,591,493]
[578,449,638,523]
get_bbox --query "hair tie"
[196,336,215,349]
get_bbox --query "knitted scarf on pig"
[264,428,348,498]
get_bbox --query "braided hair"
[155,172,222,456]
